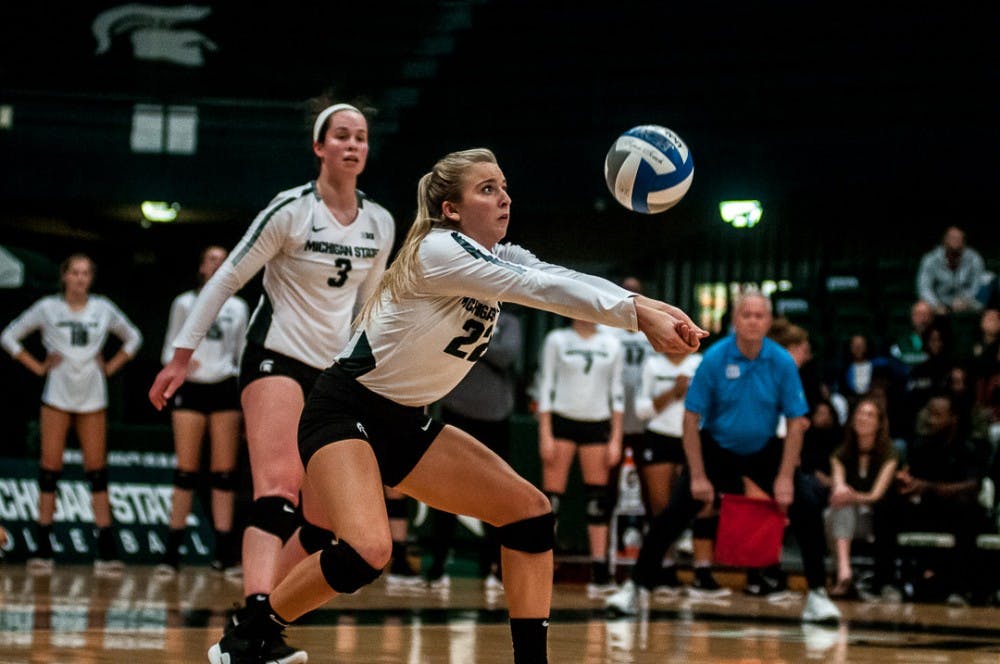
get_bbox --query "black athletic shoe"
[210,605,307,664]
[687,567,732,599]
[207,629,307,664]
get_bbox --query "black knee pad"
[38,468,61,493]
[318,538,383,594]
[210,470,237,491]
[248,496,299,544]
[299,521,336,554]
[173,469,198,490]
[385,497,408,519]
[584,484,612,524]
[545,492,562,515]
[692,515,718,540]
[498,512,555,553]
[85,468,109,492]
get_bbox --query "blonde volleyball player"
[156,245,249,577]
[149,98,395,663]
[1,253,142,574]
[206,148,706,664]
[535,318,625,596]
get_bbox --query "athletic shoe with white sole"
[801,588,842,623]
[604,580,649,616]
[686,567,732,599]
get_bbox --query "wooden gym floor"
[1,564,999,663]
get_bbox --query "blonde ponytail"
[355,148,497,326]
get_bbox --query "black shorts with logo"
[238,341,323,398]
[634,431,686,467]
[169,377,240,414]
[298,364,445,487]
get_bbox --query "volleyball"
[604,125,694,214]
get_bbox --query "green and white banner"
[0,451,215,564]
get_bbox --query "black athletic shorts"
[634,431,686,467]
[238,341,322,398]
[169,377,240,414]
[298,364,445,487]
[550,413,610,445]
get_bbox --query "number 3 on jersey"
[444,319,493,361]
[327,258,352,287]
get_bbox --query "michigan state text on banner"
[0,451,215,564]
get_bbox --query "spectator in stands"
[916,225,985,315]
[971,308,999,398]
[802,399,842,494]
[840,333,891,411]
[827,398,899,599]
[903,323,954,440]
[889,299,935,377]
[875,391,992,605]
[970,309,1000,444]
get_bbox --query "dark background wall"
[1,1,998,448]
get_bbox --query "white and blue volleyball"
[604,125,694,214]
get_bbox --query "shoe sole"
[766,590,803,604]
[652,586,683,598]
[385,575,425,587]
[686,588,733,599]
[207,643,309,664]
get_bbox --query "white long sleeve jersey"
[336,227,638,407]
[1,294,143,412]
[536,327,625,422]
[170,183,395,370]
[161,291,249,383]
[634,352,703,437]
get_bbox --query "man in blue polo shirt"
[606,292,841,622]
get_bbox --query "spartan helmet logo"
[92,4,218,67]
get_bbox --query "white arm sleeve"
[171,203,291,352]
[1,299,44,357]
[495,243,634,301]
[106,300,143,356]
[536,331,560,413]
[421,233,637,331]
[161,295,187,365]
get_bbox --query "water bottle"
[609,447,645,573]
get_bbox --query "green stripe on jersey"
[450,232,525,274]
[246,291,274,347]
[337,331,376,377]
[230,190,304,265]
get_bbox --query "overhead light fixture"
[141,201,180,223]
[719,200,762,228]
